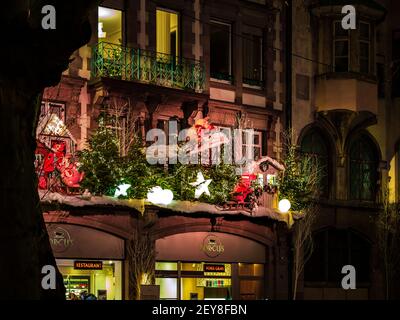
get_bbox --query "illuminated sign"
[74,261,103,270]
[202,234,224,258]
[204,264,225,272]
[48,226,73,253]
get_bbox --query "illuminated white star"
[114,183,131,197]
[190,172,212,198]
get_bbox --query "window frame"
[98,6,124,46]
[40,101,66,123]
[300,129,330,198]
[210,19,233,84]
[359,21,371,74]
[242,32,264,89]
[241,130,262,162]
[156,7,181,58]
[348,135,378,202]
[333,20,350,73]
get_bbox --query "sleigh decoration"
[216,156,284,214]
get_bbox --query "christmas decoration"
[161,162,238,204]
[190,172,212,198]
[75,117,291,215]
[58,155,85,188]
[278,133,321,212]
[40,113,69,136]
[39,190,293,225]
[35,140,83,193]
[114,183,132,197]
[232,174,257,204]
[81,189,92,200]
[78,122,122,195]
[147,187,174,205]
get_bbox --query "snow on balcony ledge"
[39,190,293,226]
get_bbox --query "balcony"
[91,42,206,93]
[315,72,378,114]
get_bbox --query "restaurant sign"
[202,234,224,258]
[74,261,103,270]
[204,264,225,272]
[48,226,73,253]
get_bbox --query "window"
[301,130,329,197]
[242,130,262,161]
[58,259,123,300]
[305,229,371,283]
[243,32,263,87]
[98,7,122,44]
[156,8,179,58]
[40,102,65,123]
[359,22,370,74]
[210,21,232,82]
[156,262,234,300]
[333,21,349,72]
[349,136,378,201]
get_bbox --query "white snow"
[39,190,292,225]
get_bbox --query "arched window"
[304,229,371,283]
[301,129,330,197]
[349,136,378,201]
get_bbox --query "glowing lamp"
[147,187,174,205]
[278,199,291,213]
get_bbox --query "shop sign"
[204,264,225,272]
[74,261,103,270]
[202,234,224,258]
[48,226,73,253]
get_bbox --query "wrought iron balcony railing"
[92,42,206,93]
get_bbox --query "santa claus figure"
[232,174,257,204]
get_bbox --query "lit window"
[210,20,232,82]
[333,21,349,72]
[98,7,122,45]
[156,262,178,271]
[156,9,179,57]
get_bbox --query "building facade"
[39,0,291,300]
[291,0,400,299]
[37,0,399,300]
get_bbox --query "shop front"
[155,232,268,300]
[46,223,125,300]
